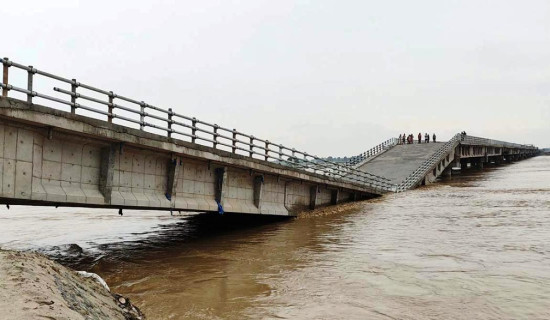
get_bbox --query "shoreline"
[0,249,145,320]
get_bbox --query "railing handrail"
[461,135,537,150]
[0,57,398,192]
[345,137,398,167]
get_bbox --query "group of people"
[399,132,437,145]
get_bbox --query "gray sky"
[3,0,549,156]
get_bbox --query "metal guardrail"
[461,135,538,150]
[346,138,398,167]
[0,57,396,192]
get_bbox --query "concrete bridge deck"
[356,134,538,191]
[358,142,445,185]
[0,57,540,215]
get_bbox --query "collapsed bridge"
[0,58,539,215]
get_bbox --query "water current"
[0,156,549,319]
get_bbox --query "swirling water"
[0,156,549,319]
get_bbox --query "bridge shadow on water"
[50,163,504,271]
[50,212,294,271]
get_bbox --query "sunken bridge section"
[0,57,539,215]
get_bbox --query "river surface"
[0,156,549,319]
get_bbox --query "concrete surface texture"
[358,142,445,185]
[0,97,367,216]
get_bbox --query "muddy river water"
[1,156,549,319]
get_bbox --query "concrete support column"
[253,175,264,209]
[453,157,461,169]
[99,144,117,204]
[309,185,318,210]
[215,167,227,206]
[166,155,182,202]
[330,189,339,205]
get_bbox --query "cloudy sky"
[3,0,549,156]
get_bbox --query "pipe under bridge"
[0,58,539,215]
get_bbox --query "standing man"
[433,133,436,143]
[418,132,422,144]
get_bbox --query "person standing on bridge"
[398,134,402,144]
[425,133,429,143]
[418,132,422,144]
[433,133,436,143]
[402,133,406,144]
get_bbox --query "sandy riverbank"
[0,249,144,320]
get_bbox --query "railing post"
[191,118,197,143]
[71,79,77,114]
[167,108,173,138]
[249,136,254,157]
[2,58,9,97]
[27,65,34,103]
[140,101,145,130]
[108,91,114,123]
[213,124,218,148]
[232,129,237,153]
[279,145,283,161]
[265,140,269,161]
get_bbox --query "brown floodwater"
[1,156,549,319]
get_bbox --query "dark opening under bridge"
[0,58,539,215]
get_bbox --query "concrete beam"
[0,97,381,196]
[166,155,182,202]
[253,175,264,209]
[309,185,318,210]
[98,144,117,203]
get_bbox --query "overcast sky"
[3,0,549,156]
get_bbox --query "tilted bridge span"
[0,58,539,215]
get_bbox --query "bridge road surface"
[358,142,444,185]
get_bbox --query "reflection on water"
[1,157,550,319]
